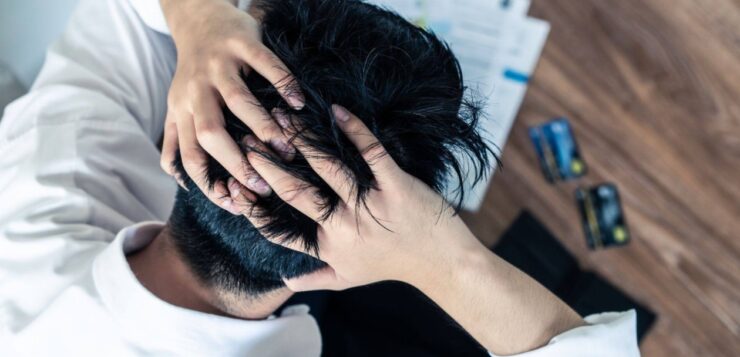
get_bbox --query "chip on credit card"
[529,118,586,182]
[575,184,630,249]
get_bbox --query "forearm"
[412,226,585,355]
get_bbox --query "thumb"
[284,266,343,292]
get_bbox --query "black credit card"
[575,184,630,249]
[529,118,587,182]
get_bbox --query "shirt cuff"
[489,310,640,357]
[127,0,252,35]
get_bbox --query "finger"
[237,43,304,109]
[178,115,240,214]
[160,111,187,190]
[284,267,345,292]
[213,70,296,161]
[332,104,400,180]
[227,176,263,218]
[191,88,271,196]
[160,112,178,175]
[273,109,355,204]
[227,176,257,204]
[232,187,319,258]
[243,135,325,222]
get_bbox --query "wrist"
[159,0,193,37]
[160,0,239,38]
[403,223,491,294]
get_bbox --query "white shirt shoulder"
[0,0,320,355]
[0,0,176,333]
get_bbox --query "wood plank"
[462,0,740,355]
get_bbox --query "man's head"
[168,0,491,301]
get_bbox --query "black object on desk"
[493,211,655,340]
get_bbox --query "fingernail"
[287,94,305,110]
[227,177,241,198]
[273,109,291,129]
[255,179,272,195]
[332,104,350,122]
[247,176,272,196]
[244,135,258,148]
[271,138,296,160]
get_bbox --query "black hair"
[169,0,493,295]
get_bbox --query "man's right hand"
[240,104,481,291]
[238,105,585,355]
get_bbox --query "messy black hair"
[169,0,492,295]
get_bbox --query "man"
[161,0,493,312]
[0,0,639,355]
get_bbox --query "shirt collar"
[93,221,321,356]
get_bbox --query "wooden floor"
[461,0,740,356]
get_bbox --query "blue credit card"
[575,184,630,249]
[529,118,587,182]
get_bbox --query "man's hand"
[238,105,477,290]
[237,105,585,354]
[159,0,303,213]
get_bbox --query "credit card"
[529,118,586,182]
[575,184,630,249]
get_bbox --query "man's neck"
[126,227,292,319]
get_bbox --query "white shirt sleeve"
[490,310,640,357]
[0,0,176,328]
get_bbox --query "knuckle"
[246,151,265,169]
[226,36,249,51]
[182,162,201,180]
[194,122,223,143]
[206,56,224,73]
[186,76,211,94]
[233,165,252,184]
[281,195,303,209]
[159,158,172,173]
[318,159,342,176]
[362,144,387,162]
[222,85,250,104]
[160,148,175,166]
[276,186,301,204]
[166,95,178,109]
[246,46,274,64]
[181,148,206,167]
[344,119,364,133]
[164,119,178,131]
[257,124,282,140]
[185,80,203,96]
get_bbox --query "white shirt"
[0,0,640,356]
